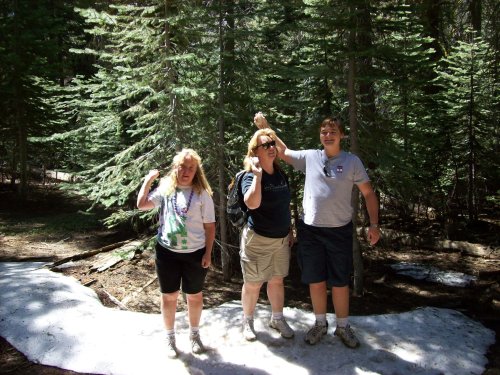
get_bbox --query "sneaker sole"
[334,331,360,348]
[304,336,324,345]
[167,351,178,359]
[244,333,257,341]
[303,329,327,345]
[192,347,206,354]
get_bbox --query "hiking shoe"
[304,321,328,345]
[243,318,257,341]
[166,334,178,358]
[334,325,360,348]
[190,331,206,354]
[269,318,295,339]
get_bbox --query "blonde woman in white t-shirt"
[137,148,216,358]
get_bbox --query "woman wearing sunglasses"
[253,112,380,349]
[239,128,295,341]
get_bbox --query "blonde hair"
[243,128,281,172]
[159,148,213,197]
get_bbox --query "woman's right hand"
[146,169,160,182]
[250,157,262,176]
[254,112,269,129]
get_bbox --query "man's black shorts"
[296,221,353,287]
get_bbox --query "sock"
[244,314,254,321]
[166,329,175,336]
[315,314,327,326]
[272,312,283,320]
[190,327,200,334]
[336,317,348,328]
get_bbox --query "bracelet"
[370,223,380,229]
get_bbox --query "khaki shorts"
[240,226,290,283]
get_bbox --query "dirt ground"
[0,185,499,374]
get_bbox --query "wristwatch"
[370,223,380,229]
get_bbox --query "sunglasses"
[255,140,276,150]
[323,161,331,177]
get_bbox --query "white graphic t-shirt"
[148,185,215,253]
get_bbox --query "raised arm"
[253,112,294,165]
[243,157,263,210]
[137,169,160,210]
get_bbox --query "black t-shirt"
[241,169,291,238]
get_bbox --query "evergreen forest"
[1,0,498,281]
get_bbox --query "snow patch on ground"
[390,261,477,287]
[0,262,494,375]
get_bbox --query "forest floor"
[0,184,499,375]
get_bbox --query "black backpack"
[227,170,248,229]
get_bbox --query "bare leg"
[309,281,328,315]
[266,276,284,314]
[160,291,179,330]
[242,281,263,317]
[332,286,349,319]
[186,292,204,328]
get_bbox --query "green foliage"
[3,0,498,242]
[0,210,104,237]
[0,1,90,198]
[433,32,499,219]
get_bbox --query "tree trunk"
[357,0,376,134]
[347,5,363,296]
[467,53,477,221]
[469,0,482,34]
[218,0,234,281]
[420,0,445,95]
[164,0,180,150]
[17,107,27,201]
[13,0,27,201]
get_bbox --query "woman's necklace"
[172,188,194,218]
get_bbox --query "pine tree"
[434,32,498,222]
[0,0,87,199]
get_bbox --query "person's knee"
[309,281,327,292]
[268,276,284,287]
[161,291,179,303]
[243,281,263,293]
[186,292,203,303]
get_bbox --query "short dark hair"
[319,117,344,134]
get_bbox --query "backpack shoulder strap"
[236,170,247,208]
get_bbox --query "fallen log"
[49,239,137,269]
[102,289,128,310]
[121,275,158,307]
[358,227,499,258]
[90,242,138,272]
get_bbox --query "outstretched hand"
[254,112,269,129]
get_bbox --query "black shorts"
[155,242,208,294]
[296,220,353,287]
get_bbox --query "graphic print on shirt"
[165,191,189,249]
[263,176,288,193]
